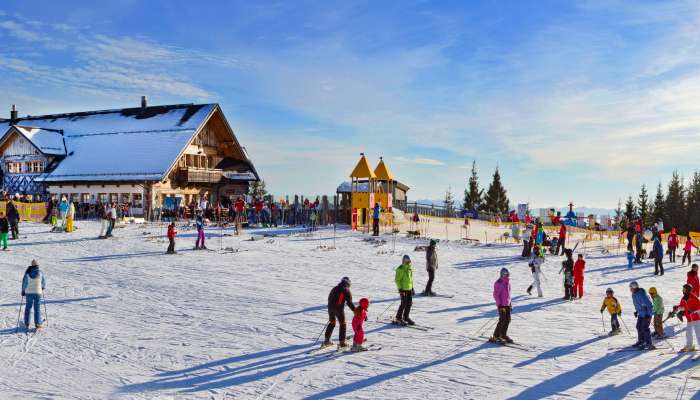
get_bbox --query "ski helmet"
[402,254,411,264]
[341,277,351,287]
[649,287,657,296]
[359,298,370,309]
[683,284,692,293]
[606,288,614,294]
[500,268,509,277]
[629,281,639,289]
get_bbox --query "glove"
[618,312,622,316]
[634,312,638,318]
[21,290,25,296]
[411,289,415,296]
[600,309,604,314]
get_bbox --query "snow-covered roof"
[0,103,217,182]
[14,126,66,155]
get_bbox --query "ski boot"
[351,344,368,352]
[321,340,334,348]
[680,346,697,353]
[488,336,504,344]
[392,318,407,326]
[429,291,437,297]
[404,318,415,326]
[644,344,656,351]
[338,341,349,350]
[502,336,514,344]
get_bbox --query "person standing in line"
[527,245,544,297]
[683,235,699,266]
[323,277,355,349]
[490,268,513,344]
[195,210,206,250]
[675,283,700,352]
[653,237,664,276]
[556,222,567,255]
[649,287,665,339]
[630,281,654,350]
[394,255,414,326]
[423,240,438,296]
[22,260,46,331]
[372,203,381,236]
[687,264,700,297]
[572,254,586,299]
[65,200,76,233]
[166,222,177,254]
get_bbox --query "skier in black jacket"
[6,199,19,240]
[323,277,356,348]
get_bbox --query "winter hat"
[693,264,699,270]
[429,239,437,247]
[606,288,614,294]
[649,287,657,296]
[30,259,38,267]
[629,281,639,289]
[684,284,693,293]
[341,277,351,286]
[402,255,411,264]
[359,298,369,309]
[500,268,510,277]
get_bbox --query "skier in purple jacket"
[490,268,513,344]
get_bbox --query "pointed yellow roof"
[350,154,376,179]
[374,158,394,181]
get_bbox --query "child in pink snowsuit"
[351,298,369,352]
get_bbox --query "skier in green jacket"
[394,255,415,326]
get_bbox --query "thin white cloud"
[393,156,445,166]
[0,20,41,41]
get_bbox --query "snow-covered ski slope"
[1,221,700,399]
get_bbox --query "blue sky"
[2,1,700,208]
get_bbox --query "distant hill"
[413,200,616,216]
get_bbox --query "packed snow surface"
[1,221,700,399]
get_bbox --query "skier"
[556,222,567,255]
[351,298,370,352]
[573,254,586,298]
[653,237,664,275]
[559,249,574,300]
[65,200,75,233]
[234,196,245,235]
[21,260,46,330]
[0,211,9,250]
[668,228,679,263]
[372,203,381,236]
[626,222,635,252]
[521,223,532,258]
[630,281,654,350]
[634,231,644,264]
[394,255,414,326]
[105,203,117,238]
[98,204,109,238]
[50,205,58,227]
[649,287,665,339]
[626,250,635,269]
[683,235,698,266]
[535,219,545,245]
[166,222,177,254]
[675,283,700,352]
[323,277,355,348]
[687,264,700,297]
[6,198,20,240]
[600,288,622,335]
[195,210,206,250]
[526,245,544,297]
[422,240,438,296]
[490,268,513,344]
[58,197,69,228]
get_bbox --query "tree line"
[618,170,700,234]
[447,161,509,215]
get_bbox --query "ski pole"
[471,316,496,338]
[16,295,24,333]
[601,313,606,333]
[43,294,49,327]
[376,298,399,322]
[313,322,329,346]
[619,315,632,335]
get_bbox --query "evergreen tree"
[463,161,483,211]
[687,172,700,233]
[614,199,623,229]
[665,170,687,233]
[248,180,268,198]
[624,196,637,222]
[484,167,509,214]
[651,183,665,226]
[444,186,455,217]
[637,184,650,227]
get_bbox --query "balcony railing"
[177,167,223,185]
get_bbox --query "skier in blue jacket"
[21,260,46,330]
[372,203,382,236]
[653,238,664,275]
[630,281,654,350]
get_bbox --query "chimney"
[10,105,18,124]
[140,96,147,111]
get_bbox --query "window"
[121,193,131,204]
[70,193,79,203]
[109,193,118,204]
[27,161,44,173]
[6,162,21,173]
[81,193,90,203]
[99,193,108,204]
[133,193,143,208]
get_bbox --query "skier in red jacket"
[688,264,700,297]
[166,222,177,254]
[676,284,700,352]
[572,254,586,298]
[556,222,567,256]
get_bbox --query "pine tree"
[463,161,483,211]
[444,186,455,217]
[624,196,637,222]
[665,170,687,234]
[637,184,650,227]
[614,199,623,229]
[651,183,665,226]
[248,180,268,198]
[686,172,700,233]
[484,167,509,214]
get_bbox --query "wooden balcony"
[177,167,223,185]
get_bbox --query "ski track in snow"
[1,221,700,399]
